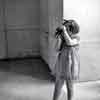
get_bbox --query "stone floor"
[0,58,100,100]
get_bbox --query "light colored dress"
[53,36,80,81]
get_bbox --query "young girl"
[53,19,80,100]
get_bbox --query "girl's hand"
[60,25,66,33]
[62,26,67,33]
[62,25,80,46]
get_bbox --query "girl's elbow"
[68,41,79,46]
[67,41,73,46]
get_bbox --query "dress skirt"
[53,45,80,81]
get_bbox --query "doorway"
[64,0,100,81]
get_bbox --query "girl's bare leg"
[66,79,74,100]
[53,77,64,100]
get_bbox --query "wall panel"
[7,25,40,58]
[0,0,6,58]
[6,0,40,58]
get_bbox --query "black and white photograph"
[0,0,100,100]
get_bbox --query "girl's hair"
[63,19,80,34]
[55,19,80,37]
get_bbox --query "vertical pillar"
[48,0,63,71]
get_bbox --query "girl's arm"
[55,35,62,52]
[62,26,80,46]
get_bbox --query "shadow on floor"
[0,57,55,81]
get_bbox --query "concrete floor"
[0,58,100,100]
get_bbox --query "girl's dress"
[53,35,80,81]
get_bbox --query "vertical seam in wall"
[2,0,8,58]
